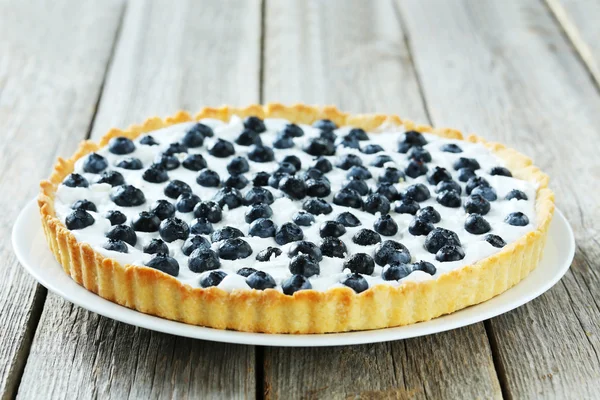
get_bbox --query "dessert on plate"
[38,104,554,333]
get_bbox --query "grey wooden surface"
[2,0,600,399]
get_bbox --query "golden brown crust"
[38,103,555,333]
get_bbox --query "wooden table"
[2,0,599,398]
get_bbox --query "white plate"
[13,199,574,347]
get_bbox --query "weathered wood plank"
[0,1,125,399]
[262,1,502,399]
[546,0,600,87]
[398,0,600,398]
[17,0,262,399]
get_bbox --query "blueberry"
[424,228,461,254]
[140,135,159,146]
[252,171,271,187]
[341,273,369,293]
[97,170,125,186]
[281,123,304,137]
[279,176,307,200]
[193,201,222,223]
[146,253,179,276]
[505,189,528,201]
[211,226,244,243]
[83,153,108,173]
[466,176,490,195]
[153,154,179,170]
[457,168,476,182]
[163,142,188,155]
[375,183,400,201]
[320,237,348,258]
[105,210,126,225]
[361,144,384,154]
[343,177,369,196]
[245,203,273,223]
[404,160,428,178]
[436,180,462,195]
[465,214,491,234]
[268,172,290,189]
[344,253,375,275]
[412,261,437,275]
[181,235,211,256]
[293,210,315,226]
[190,218,213,234]
[403,130,428,146]
[246,271,276,290]
[235,129,263,146]
[436,245,465,262]
[427,166,452,185]
[164,180,192,199]
[382,264,412,281]
[175,193,200,213]
[143,165,169,183]
[484,234,507,248]
[464,194,491,215]
[151,199,176,220]
[505,212,529,226]
[182,124,208,147]
[303,198,333,215]
[313,119,337,131]
[72,199,97,212]
[248,218,277,238]
[415,206,441,223]
[441,143,462,153]
[248,145,275,163]
[273,134,294,149]
[238,267,258,277]
[374,240,411,266]
[320,130,337,143]
[143,238,169,254]
[196,169,220,187]
[436,190,462,208]
[453,157,480,171]
[371,154,394,168]
[200,271,227,288]
[397,141,412,153]
[282,275,312,295]
[336,212,361,227]
[333,188,363,209]
[335,154,362,171]
[408,146,432,162]
[278,155,300,172]
[212,186,243,209]
[244,116,267,133]
[224,157,248,175]
[65,209,95,230]
[63,173,89,188]
[158,217,189,242]
[188,248,221,272]
[101,239,128,253]
[408,218,434,236]
[319,221,347,238]
[347,128,369,141]
[313,157,333,173]
[208,139,235,158]
[182,154,208,171]
[302,167,326,181]
[363,194,390,215]
[374,214,398,236]
[275,222,304,245]
[256,247,282,262]
[303,138,336,156]
[222,174,249,189]
[106,224,137,246]
[472,185,497,202]
[108,137,135,155]
[131,211,160,232]
[402,183,430,202]
[352,229,381,246]
[490,166,512,177]
[275,162,296,176]
[394,198,420,215]
[111,185,146,206]
[346,165,372,180]
[289,254,320,277]
[339,136,360,149]
[306,179,332,197]
[217,238,253,260]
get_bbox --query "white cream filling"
[54,117,537,293]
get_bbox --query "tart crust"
[38,103,555,333]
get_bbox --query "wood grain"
[398,0,600,398]
[17,0,261,399]
[262,1,502,399]
[0,0,124,399]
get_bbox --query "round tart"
[38,104,554,333]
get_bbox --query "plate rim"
[12,199,575,347]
